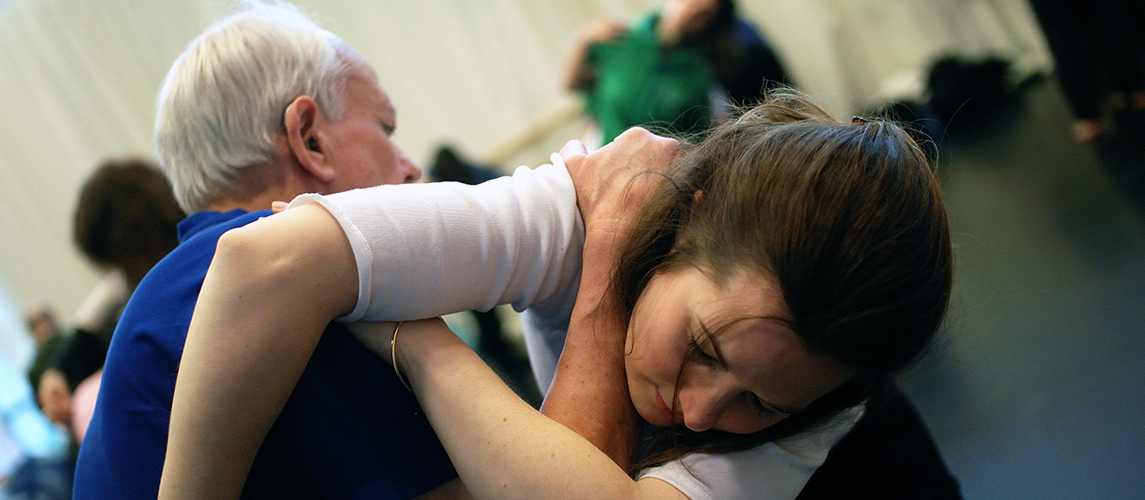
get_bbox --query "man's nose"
[401,152,422,183]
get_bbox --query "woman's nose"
[677,376,733,432]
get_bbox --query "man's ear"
[284,96,336,182]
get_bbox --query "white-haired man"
[71,4,447,498]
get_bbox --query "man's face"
[320,63,422,192]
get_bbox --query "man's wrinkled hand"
[560,127,682,240]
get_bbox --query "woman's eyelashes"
[690,321,782,421]
[747,394,779,419]
[688,323,721,367]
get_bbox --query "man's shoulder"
[177,208,267,245]
[126,208,269,313]
[100,209,271,413]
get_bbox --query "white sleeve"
[287,154,584,324]
[636,405,866,500]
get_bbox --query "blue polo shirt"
[74,209,457,499]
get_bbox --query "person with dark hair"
[707,17,792,106]
[563,0,738,144]
[36,158,182,435]
[160,90,960,500]
[24,303,65,391]
[72,159,184,289]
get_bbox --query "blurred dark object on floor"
[429,146,501,186]
[926,55,1014,127]
[862,55,1022,162]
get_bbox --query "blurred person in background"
[23,304,64,393]
[37,158,182,443]
[1028,0,1145,142]
[564,0,788,146]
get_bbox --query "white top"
[637,406,864,500]
[289,154,863,500]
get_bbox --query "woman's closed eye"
[688,320,725,366]
[747,394,780,419]
[688,337,721,367]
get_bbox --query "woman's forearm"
[397,320,684,500]
[159,204,359,500]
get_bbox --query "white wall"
[0,0,1049,342]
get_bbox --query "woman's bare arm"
[159,164,584,499]
[159,204,357,499]
[374,318,689,500]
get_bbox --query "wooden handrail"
[481,99,585,166]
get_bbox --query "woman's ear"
[692,189,704,210]
[284,96,336,182]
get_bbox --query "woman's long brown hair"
[611,89,952,468]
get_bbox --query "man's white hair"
[155,1,362,213]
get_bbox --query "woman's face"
[625,266,852,434]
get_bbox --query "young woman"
[159,91,952,500]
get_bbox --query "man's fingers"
[559,139,588,160]
[613,127,681,166]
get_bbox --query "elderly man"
[72,4,443,498]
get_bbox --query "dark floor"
[900,78,1145,499]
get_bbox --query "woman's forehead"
[716,318,851,409]
[693,267,790,323]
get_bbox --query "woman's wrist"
[390,321,412,391]
[391,318,465,390]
